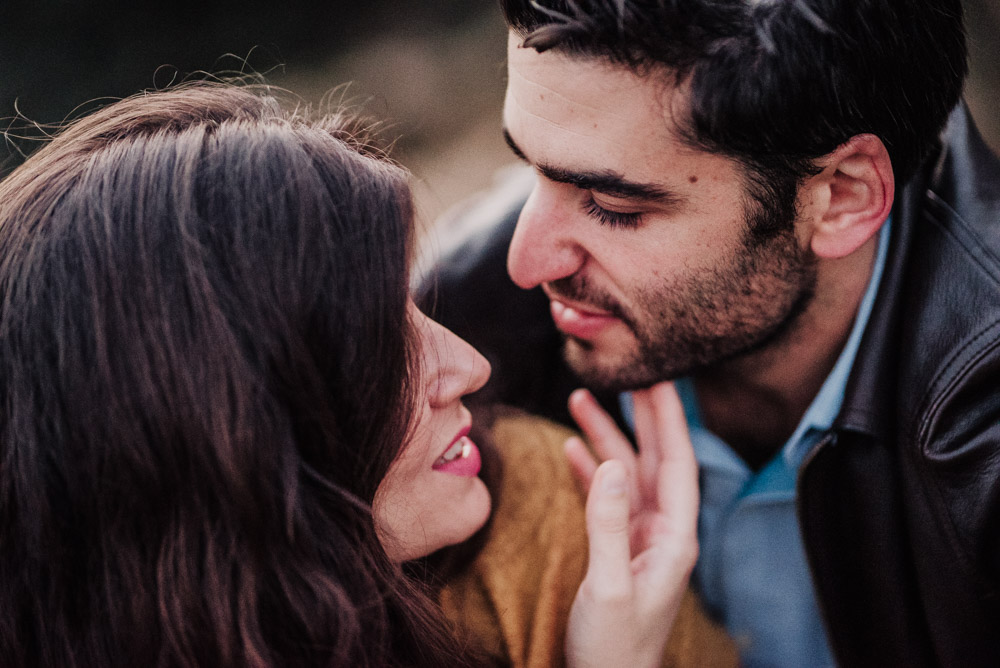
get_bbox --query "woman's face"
[374,302,492,562]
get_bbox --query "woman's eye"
[583,198,642,229]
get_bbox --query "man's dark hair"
[502,0,968,237]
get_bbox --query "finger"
[569,388,641,508]
[648,382,690,454]
[630,388,662,503]
[568,388,636,466]
[648,382,699,539]
[582,460,633,599]
[564,436,599,493]
[630,514,698,631]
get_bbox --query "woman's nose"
[418,312,491,407]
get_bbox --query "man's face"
[503,33,817,391]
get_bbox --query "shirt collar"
[780,214,892,466]
[621,215,892,471]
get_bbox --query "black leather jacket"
[417,105,1000,666]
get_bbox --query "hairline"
[504,36,811,234]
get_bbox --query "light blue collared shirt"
[621,218,891,667]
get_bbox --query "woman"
[0,84,729,666]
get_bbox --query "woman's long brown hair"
[0,83,476,667]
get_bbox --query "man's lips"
[548,297,621,340]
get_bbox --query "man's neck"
[691,239,878,470]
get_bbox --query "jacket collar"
[834,104,978,440]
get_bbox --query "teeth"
[436,436,468,465]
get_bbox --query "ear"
[805,134,894,259]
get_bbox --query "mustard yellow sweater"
[440,412,737,667]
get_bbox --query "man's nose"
[506,181,586,289]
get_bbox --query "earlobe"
[809,134,894,259]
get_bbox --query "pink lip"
[432,426,482,477]
[549,298,620,340]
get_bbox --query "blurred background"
[2,0,998,226]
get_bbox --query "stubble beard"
[555,216,818,393]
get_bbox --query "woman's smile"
[374,303,492,562]
[432,424,482,476]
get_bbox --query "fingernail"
[603,463,626,496]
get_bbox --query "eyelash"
[584,198,643,230]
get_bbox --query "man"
[419,1,1000,665]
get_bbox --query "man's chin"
[562,338,666,393]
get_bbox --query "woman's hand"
[564,382,699,668]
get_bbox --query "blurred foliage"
[1,0,997,185]
[963,0,1000,148]
[0,0,502,174]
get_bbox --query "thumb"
[582,460,632,599]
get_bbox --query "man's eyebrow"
[502,127,683,205]
[503,127,529,162]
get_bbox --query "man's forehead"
[504,31,680,127]
[505,39,638,117]
[503,32,707,186]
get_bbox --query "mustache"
[546,276,629,323]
